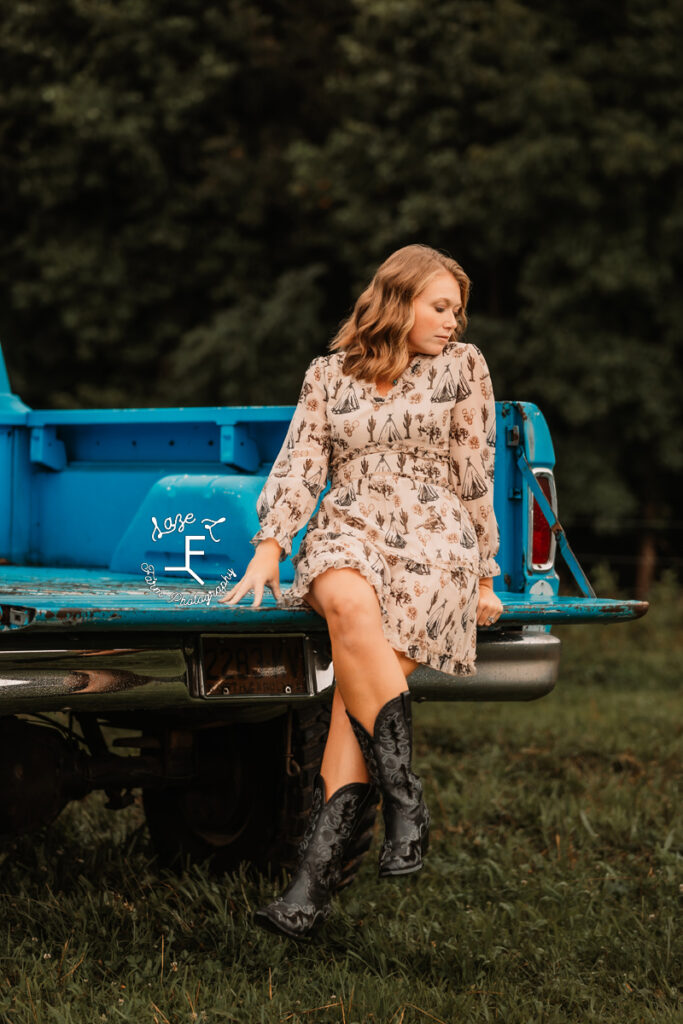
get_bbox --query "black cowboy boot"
[254,772,377,940]
[345,690,430,878]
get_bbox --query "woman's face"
[407,270,462,355]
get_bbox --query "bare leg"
[320,686,369,789]
[301,570,420,798]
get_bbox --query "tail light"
[530,472,557,569]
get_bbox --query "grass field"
[1,573,680,1023]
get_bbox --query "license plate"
[197,633,313,698]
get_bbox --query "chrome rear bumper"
[0,629,560,714]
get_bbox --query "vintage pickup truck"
[0,343,647,879]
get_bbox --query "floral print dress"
[250,341,501,676]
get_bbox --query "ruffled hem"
[281,551,478,679]
[406,643,476,678]
[383,613,478,678]
[281,553,384,611]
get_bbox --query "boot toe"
[253,898,327,940]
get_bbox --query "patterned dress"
[250,340,501,676]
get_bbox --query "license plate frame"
[193,632,318,699]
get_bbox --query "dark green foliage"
[0,0,349,408]
[1,0,681,541]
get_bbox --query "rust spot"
[56,607,83,619]
[598,600,649,619]
[46,607,122,626]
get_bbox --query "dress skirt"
[283,529,480,676]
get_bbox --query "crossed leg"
[301,567,420,798]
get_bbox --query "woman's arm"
[250,356,331,562]
[448,343,501,580]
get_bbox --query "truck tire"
[142,701,378,885]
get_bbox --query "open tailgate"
[0,566,648,633]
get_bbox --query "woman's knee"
[310,568,384,639]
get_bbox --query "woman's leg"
[254,569,426,937]
[304,568,429,876]
[302,569,420,798]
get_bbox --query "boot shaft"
[345,689,431,877]
[293,773,376,892]
[346,691,423,811]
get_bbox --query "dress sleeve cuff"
[478,556,501,579]
[250,529,290,562]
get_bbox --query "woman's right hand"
[217,538,283,608]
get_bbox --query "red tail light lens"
[532,475,553,565]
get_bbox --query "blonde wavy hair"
[329,244,471,384]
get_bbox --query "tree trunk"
[635,502,657,599]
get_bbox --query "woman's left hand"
[476,578,503,627]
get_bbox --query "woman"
[219,243,503,940]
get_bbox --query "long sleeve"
[250,356,331,562]
[448,343,501,579]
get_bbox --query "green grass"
[0,575,681,1023]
